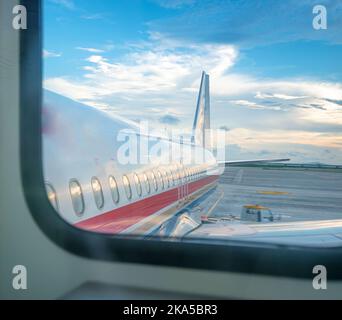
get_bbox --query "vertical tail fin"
[192,71,211,149]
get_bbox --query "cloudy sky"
[43,0,342,164]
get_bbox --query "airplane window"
[91,177,104,209]
[168,170,174,186]
[183,169,187,183]
[150,172,158,192]
[157,171,164,190]
[39,0,342,257]
[180,168,185,183]
[134,173,142,197]
[69,180,85,216]
[122,175,132,200]
[186,169,190,182]
[172,169,179,186]
[109,176,120,204]
[163,171,170,188]
[143,173,151,194]
[45,182,58,212]
[177,170,181,184]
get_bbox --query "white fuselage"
[43,91,220,235]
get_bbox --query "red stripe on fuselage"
[75,175,218,234]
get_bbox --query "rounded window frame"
[69,179,85,216]
[163,170,170,188]
[134,173,142,197]
[157,170,165,190]
[168,170,174,186]
[91,176,105,209]
[45,181,59,212]
[143,172,151,194]
[109,175,120,204]
[20,0,342,283]
[150,171,158,192]
[174,169,180,185]
[122,175,132,200]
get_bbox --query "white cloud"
[76,47,105,53]
[46,40,238,98]
[225,128,342,164]
[44,77,111,100]
[255,92,308,100]
[228,128,342,149]
[81,13,105,20]
[50,0,75,10]
[44,36,342,121]
[43,49,61,58]
[43,34,342,163]
[230,99,282,111]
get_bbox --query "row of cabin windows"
[46,167,209,216]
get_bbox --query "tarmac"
[212,166,342,222]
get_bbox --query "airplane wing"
[218,158,290,166]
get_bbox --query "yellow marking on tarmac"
[257,190,290,195]
[244,204,269,210]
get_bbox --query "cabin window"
[20,0,342,282]
[168,170,174,186]
[134,173,142,196]
[151,171,158,191]
[45,182,59,212]
[173,169,179,185]
[180,168,185,183]
[143,173,151,194]
[91,177,104,209]
[158,171,165,190]
[109,176,120,204]
[69,179,85,216]
[185,169,189,182]
[123,175,132,200]
[163,170,170,188]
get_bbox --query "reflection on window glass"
[91,177,104,209]
[134,173,142,196]
[150,172,158,192]
[123,175,132,200]
[143,173,151,194]
[168,170,174,186]
[163,171,169,188]
[158,171,164,190]
[45,182,58,212]
[69,180,84,216]
[109,176,120,204]
[173,169,179,185]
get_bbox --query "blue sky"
[43,0,342,164]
